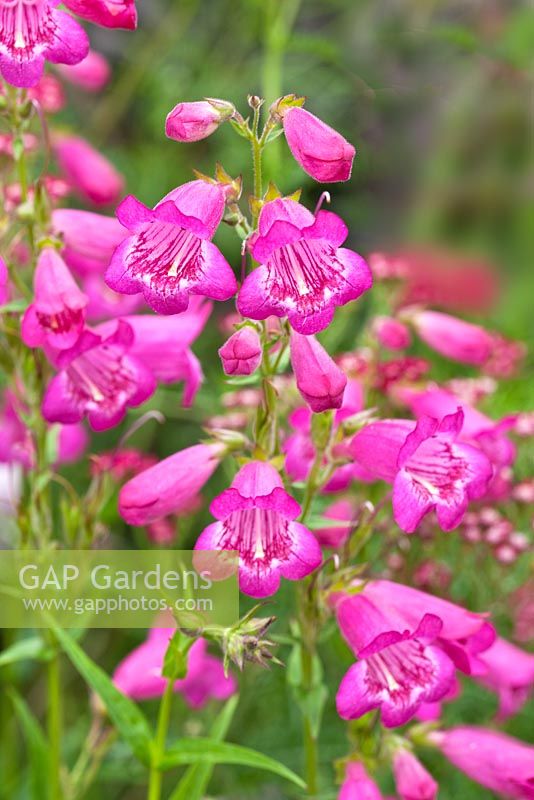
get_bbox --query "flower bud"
[282,106,355,183]
[290,331,347,412]
[218,327,262,376]
[373,315,411,350]
[54,135,124,206]
[408,309,493,365]
[393,748,438,800]
[165,99,234,143]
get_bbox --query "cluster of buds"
[461,508,529,564]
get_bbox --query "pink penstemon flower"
[290,330,347,413]
[61,0,137,30]
[237,197,372,334]
[0,256,9,305]
[335,594,455,727]
[194,461,322,598]
[21,247,88,350]
[392,748,438,800]
[372,315,411,351]
[338,762,384,799]
[351,409,493,532]
[105,179,238,314]
[165,98,235,143]
[54,135,124,206]
[219,326,262,376]
[475,636,534,719]
[0,0,89,88]
[42,319,156,431]
[52,208,129,276]
[406,308,494,366]
[57,48,111,91]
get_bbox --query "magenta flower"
[57,49,111,91]
[361,580,495,675]
[113,630,236,707]
[119,443,223,525]
[0,0,89,88]
[237,198,372,334]
[336,594,455,728]
[96,299,212,406]
[62,0,137,29]
[194,461,322,598]
[430,726,534,799]
[373,316,411,351]
[42,319,156,431]
[0,256,9,305]
[477,636,534,719]
[392,749,438,800]
[54,135,124,206]
[410,310,493,366]
[219,326,262,376]
[351,409,493,532]
[282,107,355,183]
[52,208,128,276]
[290,331,347,412]
[105,180,237,314]
[21,248,87,350]
[165,99,234,143]
[338,762,383,800]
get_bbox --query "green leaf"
[159,738,305,788]
[9,690,49,800]
[169,695,239,800]
[0,636,46,668]
[50,624,152,764]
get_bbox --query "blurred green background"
[11,1,534,798]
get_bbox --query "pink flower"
[338,762,383,800]
[431,726,534,799]
[336,594,455,727]
[96,299,211,406]
[194,461,322,598]
[392,749,438,800]
[0,463,22,515]
[165,99,234,142]
[0,0,89,88]
[282,107,355,183]
[237,198,372,334]
[21,248,87,350]
[476,636,534,719]
[290,331,347,412]
[113,631,236,707]
[219,327,262,376]
[410,310,493,366]
[105,180,237,314]
[52,208,128,276]
[28,73,65,112]
[0,257,9,305]
[57,49,111,91]
[62,0,137,29]
[119,443,223,526]
[314,499,356,548]
[83,274,143,321]
[351,409,493,532]
[373,316,411,350]
[361,580,495,675]
[54,135,124,206]
[42,320,156,431]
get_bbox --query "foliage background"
[3,1,533,798]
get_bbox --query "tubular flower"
[42,320,156,431]
[392,748,438,800]
[194,461,322,598]
[57,49,111,91]
[119,443,223,526]
[113,631,236,707]
[165,99,235,143]
[0,0,89,88]
[430,726,534,800]
[105,180,238,314]
[61,0,137,29]
[338,762,384,800]
[52,208,128,276]
[54,135,124,206]
[409,310,494,366]
[237,198,372,334]
[373,316,411,350]
[361,579,495,675]
[290,330,347,412]
[0,256,9,305]
[351,409,493,532]
[336,594,455,728]
[282,106,355,183]
[476,636,534,719]
[21,247,87,350]
[219,326,262,376]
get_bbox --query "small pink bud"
[393,748,438,800]
[495,544,517,564]
[218,327,262,376]
[373,316,411,350]
[54,135,124,206]
[290,331,347,413]
[165,99,234,143]
[283,106,355,183]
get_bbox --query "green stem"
[48,649,62,800]
[251,104,264,221]
[298,583,319,797]
[147,678,175,800]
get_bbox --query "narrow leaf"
[0,637,46,668]
[9,690,49,800]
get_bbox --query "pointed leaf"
[9,690,49,800]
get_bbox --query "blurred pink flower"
[219,327,262,376]
[282,106,355,183]
[290,331,347,412]
[476,636,534,719]
[62,0,137,29]
[373,315,411,350]
[237,198,371,334]
[338,762,383,800]
[105,180,237,314]
[392,749,437,800]
[0,257,9,306]
[52,208,128,276]
[114,631,236,707]
[409,310,494,366]
[57,49,111,91]
[54,135,124,205]
[314,499,356,549]
[195,461,322,598]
